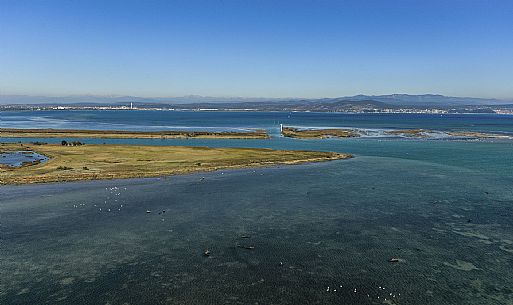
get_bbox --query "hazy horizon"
[1,92,512,101]
[1,91,513,101]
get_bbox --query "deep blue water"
[2,110,513,135]
[1,111,513,304]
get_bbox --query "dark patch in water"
[1,155,513,304]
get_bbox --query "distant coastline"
[1,93,513,114]
[2,104,513,115]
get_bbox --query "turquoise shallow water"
[1,111,513,304]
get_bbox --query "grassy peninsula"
[281,127,359,138]
[0,128,269,139]
[0,143,351,185]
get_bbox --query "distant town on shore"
[1,94,512,114]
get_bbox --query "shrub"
[56,166,73,170]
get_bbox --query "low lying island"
[0,128,269,139]
[281,127,359,138]
[0,143,351,184]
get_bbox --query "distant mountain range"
[344,94,512,106]
[1,94,513,114]
[0,94,284,105]
[1,94,512,106]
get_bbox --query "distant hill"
[342,94,512,106]
[132,99,392,112]
[0,94,512,110]
[0,94,285,105]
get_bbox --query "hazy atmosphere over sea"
[2,1,513,304]
[2,111,513,304]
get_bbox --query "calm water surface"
[1,111,513,304]
[0,151,48,167]
[2,110,513,135]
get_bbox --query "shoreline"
[0,128,269,139]
[280,126,513,140]
[281,127,359,138]
[1,108,513,116]
[0,143,351,185]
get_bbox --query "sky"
[1,0,513,99]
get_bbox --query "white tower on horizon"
[130,102,133,110]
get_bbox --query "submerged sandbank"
[281,126,513,140]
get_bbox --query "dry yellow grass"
[281,127,359,138]
[0,143,351,185]
[384,129,428,137]
[0,128,269,139]
[447,131,512,139]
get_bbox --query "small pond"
[0,151,48,168]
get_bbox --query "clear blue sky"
[1,0,512,98]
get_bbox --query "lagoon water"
[1,111,513,304]
[0,150,48,167]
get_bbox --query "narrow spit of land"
[0,143,351,185]
[0,128,269,139]
[281,126,512,139]
[281,127,359,138]
[384,129,513,138]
